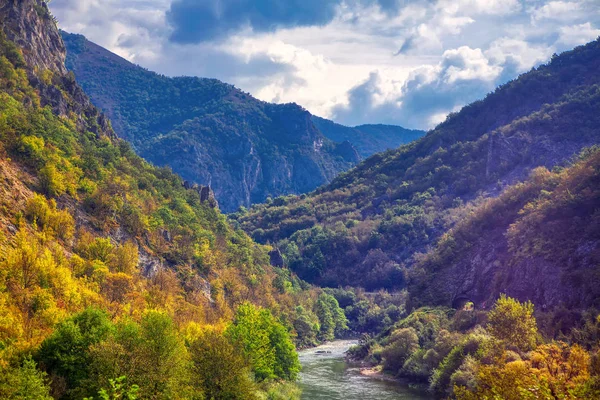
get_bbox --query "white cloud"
[441,46,502,83]
[51,0,170,61]
[437,0,522,16]
[486,37,554,72]
[557,22,600,46]
[531,1,582,23]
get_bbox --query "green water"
[298,340,432,400]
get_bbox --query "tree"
[487,295,537,352]
[87,313,194,400]
[226,303,300,382]
[226,303,276,381]
[0,356,52,400]
[109,242,139,274]
[37,308,114,398]
[269,321,301,381]
[530,342,591,396]
[190,330,255,400]
[455,343,593,400]
[84,376,139,400]
[130,311,193,400]
[315,293,348,341]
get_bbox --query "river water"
[298,340,433,400]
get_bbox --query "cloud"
[557,22,600,47]
[332,45,502,128]
[441,46,502,83]
[437,0,522,16]
[531,1,582,24]
[50,0,169,60]
[485,37,554,82]
[166,0,341,43]
[165,0,418,44]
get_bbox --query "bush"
[381,328,419,374]
[25,194,75,240]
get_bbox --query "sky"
[49,0,600,130]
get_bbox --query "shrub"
[381,328,419,374]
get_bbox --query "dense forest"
[335,147,600,398]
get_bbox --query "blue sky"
[50,0,600,130]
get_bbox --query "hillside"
[312,116,425,158]
[234,39,600,295]
[410,146,600,310]
[0,1,346,398]
[60,32,361,212]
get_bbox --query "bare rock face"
[0,0,66,74]
[183,181,219,209]
[269,248,285,268]
[0,0,113,137]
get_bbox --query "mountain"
[60,32,361,212]
[234,39,600,302]
[312,116,425,158]
[0,1,345,398]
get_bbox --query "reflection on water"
[298,340,432,400]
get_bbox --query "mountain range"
[1,1,599,399]
[61,32,424,212]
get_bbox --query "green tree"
[315,293,348,341]
[269,322,301,381]
[190,330,255,400]
[382,328,420,373]
[136,311,193,399]
[487,295,538,352]
[89,312,194,400]
[226,303,276,381]
[84,376,139,400]
[226,303,300,381]
[37,308,114,398]
[0,356,53,400]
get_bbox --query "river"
[298,340,433,400]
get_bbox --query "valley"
[0,1,599,399]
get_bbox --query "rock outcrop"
[269,248,285,268]
[184,181,219,209]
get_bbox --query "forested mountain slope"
[312,116,425,158]
[410,147,600,310]
[234,39,600,295]
[61,32,361,212]
[0,1,346,398]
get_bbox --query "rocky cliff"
[61,32,360,212]
[0,0,112,136]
